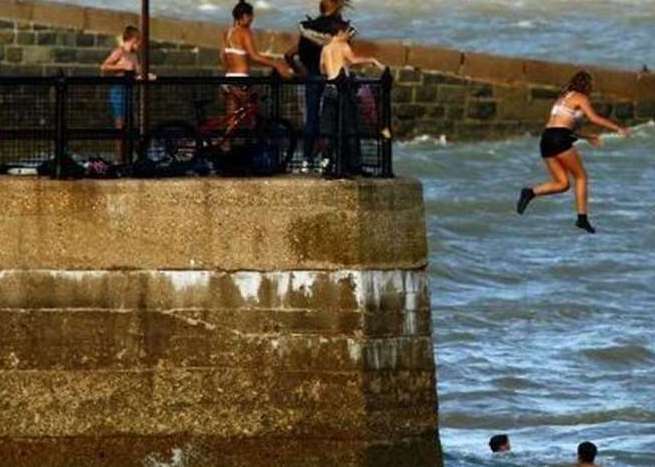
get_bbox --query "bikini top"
[224,28,247,56]
[551,92,584,121]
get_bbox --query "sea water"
[395,122,655,466]
[50,0,655,70]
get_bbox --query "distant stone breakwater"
[0,0,653,140]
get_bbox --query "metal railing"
[0,70,393,179]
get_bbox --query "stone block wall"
[391,68,652,140]
[0,18,221,77]
[0,0,653,141]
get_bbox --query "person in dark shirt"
[285,0,352,172]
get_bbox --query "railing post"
[138,74,149,161]
[271,71,282,165]
[271,71,282,121]
[380,67,394,178]
[334,72,347,178]
[54,71,67,179]
[140,0,150,162]
[123,71,135,165]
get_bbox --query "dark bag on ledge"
[37,154,85,179]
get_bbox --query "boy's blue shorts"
[108,85,126,120]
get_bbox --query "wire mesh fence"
[0,78,56,173]
[0,71,393,179]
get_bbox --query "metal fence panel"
[0,73,393,179]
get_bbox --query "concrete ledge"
[406,45,462,74]
[461,51,526,84]
[0,177,428,271]
[523,59,582,89]
[353,40,407,69]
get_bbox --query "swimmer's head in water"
[489,434,511,453]
[233,0,254,26]
[562,70,593,97]
[578,442,598,463]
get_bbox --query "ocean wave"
[580,344,655,366]
[491,376,544,391]
[441,407,655,429]
[48,0,655,69]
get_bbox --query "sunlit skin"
[320,29,384,80]
[101,35,142,163]
[498,441,511,453]
[533,86,630,215]
[223,8,292,129]
[101,36,141,77]
[223,13,291,78]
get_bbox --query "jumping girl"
[516,71,630,233]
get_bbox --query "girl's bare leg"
[534,152,571,196]
[517,152,569,214]
[557,148,588,214]
[557,148,595,233]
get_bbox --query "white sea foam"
[197,3,218,12]
[254,0,272,10]
[515,20,535,29]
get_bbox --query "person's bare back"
[320,27,384,80]
[321,40,350,80]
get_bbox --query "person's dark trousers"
[303,74,325,163]
[321,82,363,177]
[342,84,362,174]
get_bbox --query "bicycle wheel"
[150,121,200,163]
[258,117,297,171]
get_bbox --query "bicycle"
[149,78,297,176]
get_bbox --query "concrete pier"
[0,177,442,466]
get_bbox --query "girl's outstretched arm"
[242,30,291,76]
[578,95,631,136]
[343,46,385,70]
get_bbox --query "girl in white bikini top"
[223,1,290,79]
[224,28,247,58]
[224,27,249,77]
[551,92,585,124]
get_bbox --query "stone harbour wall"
[1,0,654,141]
[0,176,442,467]
[392,67,654,141]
